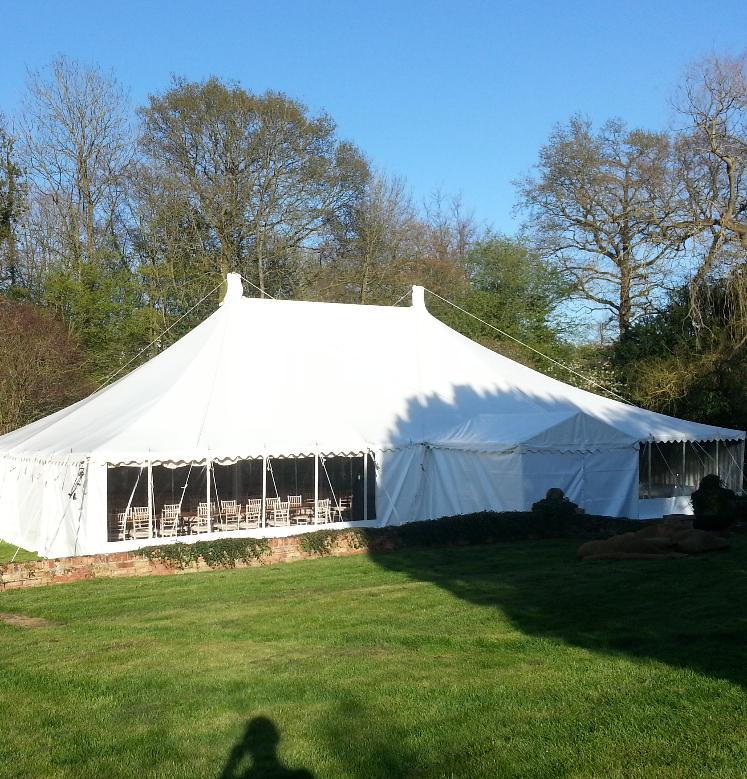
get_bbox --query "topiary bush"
[691,474,736,531]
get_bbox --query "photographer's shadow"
[220,717,314,779]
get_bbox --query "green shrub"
[298,530,338,556]
[691,474,736,531]
[531,487,580,518]
[359,510,640,551]
[140,538,270,569]
[138,510,643,570]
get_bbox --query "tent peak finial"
[412,285,426,309]
[221,273,244,306]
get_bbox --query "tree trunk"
[256,232,266,296]
[618,262,632,337]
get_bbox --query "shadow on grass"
[319,697,420,779]
[220,717,314,779]
[367,537,747,689]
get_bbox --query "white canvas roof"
[0,274,742,466]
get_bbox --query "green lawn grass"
[1,538,746,778]
[0,539,39,563]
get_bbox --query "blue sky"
[3,0,746,233]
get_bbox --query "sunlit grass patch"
[1,537,746,778]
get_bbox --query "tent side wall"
[0,455,23,549]
[0,455,105,558]
[573,449,640,518]
[75,461,107,557]
[375,446,525,524]
[375,445,640,524]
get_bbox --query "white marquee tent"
[0,274,743,557]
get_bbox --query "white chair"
[315,498,332,523]
[160,504,181,537]
[332,496,352,522]
[266,496,281,511]
[218,500,241,531]
[269,501,290,526]
[193,502,215,534]
[287,495,306,523]
[109,510,128,541]
[243,498,262,529]
[130,506,151,539]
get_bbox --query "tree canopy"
[1,54,746,434]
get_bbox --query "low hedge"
[140,537,271,570]
[365,510,643,550]
[138,511,647,566]
[287,511,645,556]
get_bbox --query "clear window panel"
[106,465,148,542]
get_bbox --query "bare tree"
[670,54,747,347]
[423,190,477,267]
[313,174,475,304]
[319,173,421,303]
[676,54,747,257]
[20,56,133,274]
[516,116,684,336]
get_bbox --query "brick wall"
[0,533,367,591]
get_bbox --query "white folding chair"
[243,498,262,529]
[269,501,290,526]
[193,502,214,534]
[287,495,305,523]
[160,504,181,537]
[218,500,241,531]
[109,510,128,541]
[315,498,332,523]
[332,495,351,522]
[130,506,151,539]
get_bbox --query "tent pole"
[740,440,746,494]
[647,441,652,499]
[261,455,267,528]
[715,439,720,477]
[206,459,212,533]
[363,452,368,522]
[314,453,319,524]
[147,462,153,539]
[681,441,686,495]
